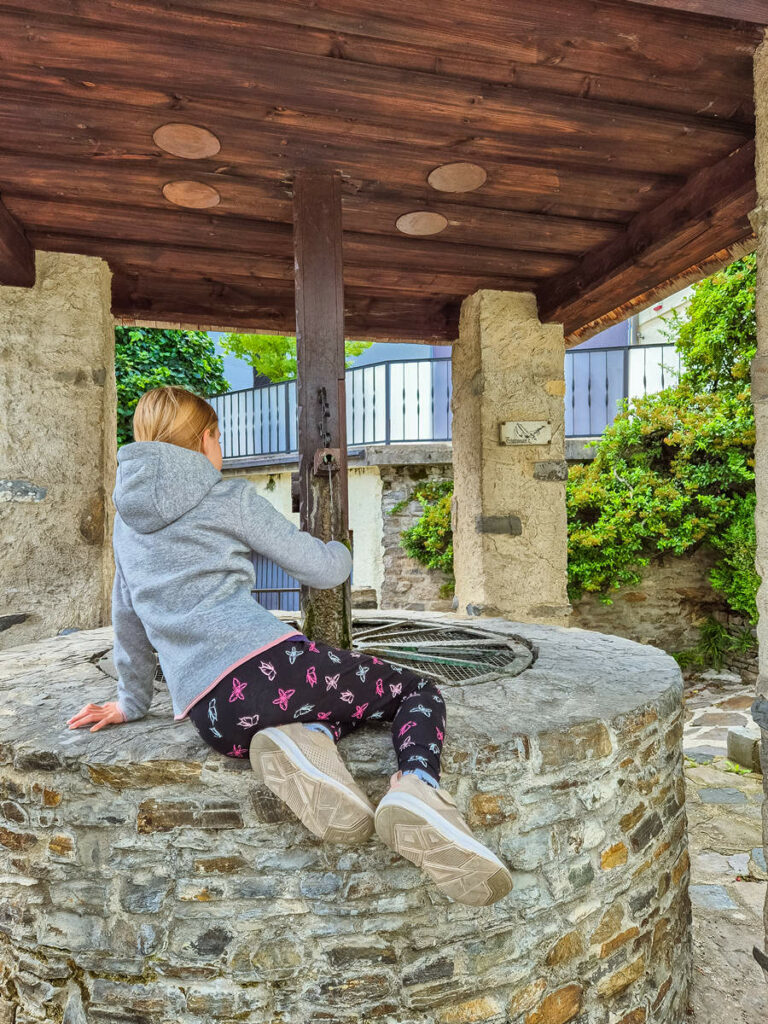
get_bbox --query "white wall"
[229,466,385,605]
[636,285,694,346]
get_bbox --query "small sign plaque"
[499,421,551,446]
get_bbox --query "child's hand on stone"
[67,701,125,732]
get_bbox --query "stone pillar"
[0,252,116,649]
[451,290,570,625]
[752,30,768,970]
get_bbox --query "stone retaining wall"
[379,463,453,613]
[0,615,690,1024]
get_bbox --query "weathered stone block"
[438,996,502,1023]
[600,927,639,959]
[87,761,202,790]
[526,984,582,1024]
[630,813,663,853]
[508,978,547,1018]
[545,931,584,966]
[537,722,612,770]
[596,955,645,998]
[600,843,628,870]
[136,799,243,833]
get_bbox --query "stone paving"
[683,671,767,1023]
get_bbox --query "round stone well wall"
[0,614,690,1024]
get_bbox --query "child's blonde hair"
[132,386,218,452]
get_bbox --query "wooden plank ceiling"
[0,0,763,342]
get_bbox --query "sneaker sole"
[250,727,374,845]
[375,791,513,906]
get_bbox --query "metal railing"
[212,346,681,459]
[565,342,682,438]
[211,357,452,460]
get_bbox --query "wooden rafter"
[537,141,756,340]
[625,0,768,25]
[0,0,761,337]
[0,195,33,287]
[565,237,757,345]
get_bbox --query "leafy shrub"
[396,481,455,592]
[566,382,755,610]
[115,328,229,447]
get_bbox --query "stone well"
[0,614,690,1024]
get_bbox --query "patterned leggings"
[188,635,446,783]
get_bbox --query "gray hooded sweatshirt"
[111,441,352,722]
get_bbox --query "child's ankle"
[396,768,439,789]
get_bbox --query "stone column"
[451,290,570,625]
[0,252,116,649]
[751,30,768,970]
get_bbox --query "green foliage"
[398,481,455,590]
[568,255,758,637]
[662,253,756,396]
[220,333,372,381]
[566,382,755,605]
[673,616,756,672]
[114,328,230,447]
[708,493,760,623]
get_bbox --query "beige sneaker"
[250,725,374,844]
[375,773,513,906]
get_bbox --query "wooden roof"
[0,0,764,342]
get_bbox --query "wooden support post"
[293,168,352,647]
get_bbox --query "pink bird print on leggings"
[228,744,247,758]
[398,721,417,738]
[317,711,333,720]
[375,679,384,697]
[259,660,277,681]
[229,677,248,702]
[306,665,318,688]
[352,703,368,720]
[272,688,295,711]
[436,727,444,742]
[308,641,319,653]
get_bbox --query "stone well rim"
[0,611,683,773]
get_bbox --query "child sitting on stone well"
[67,385,512,907]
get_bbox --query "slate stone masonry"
[0,614,690,1024]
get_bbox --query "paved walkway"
[683,671,767,1023]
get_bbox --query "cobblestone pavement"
[683,672,767,1023]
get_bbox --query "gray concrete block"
[727,726,762,773]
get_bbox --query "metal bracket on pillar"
[313,448,342,475]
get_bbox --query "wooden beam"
[0,195,34,287]
[565,236,757,345]
[625,0,768,25]
[0,10,752,177]
[32,233,536,297]
[13,0,760,120]
[293,168,351,646]
[10,196,579,279]
[110,271,461,340]
[537,141,756,337]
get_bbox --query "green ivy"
[115,328,230,447]
[395,481,455,592]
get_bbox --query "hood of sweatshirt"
[113,441,222,534]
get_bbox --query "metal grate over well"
[350,618,534,685]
